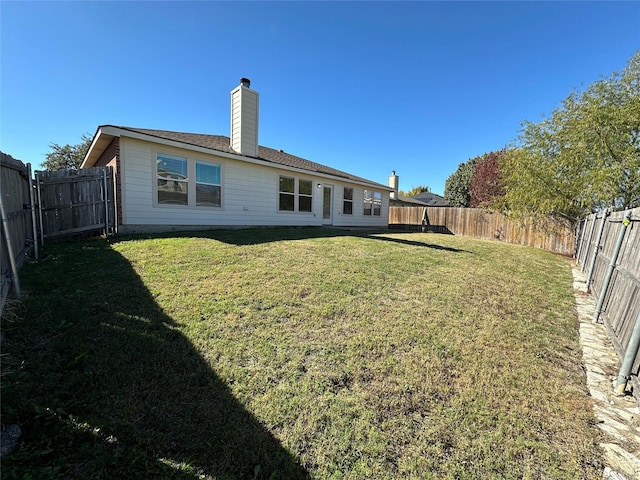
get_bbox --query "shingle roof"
[410,191,450,207]
[113,126,389,189]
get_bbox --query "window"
[373,191,382,216]
[279,175,313,213]
[363,189,382,216]
[343,187,353,215]
[299,179,312,212]
[196,162,221,207]
[157,154,188,205]
[156,154,222,208]
[279,176,295,211]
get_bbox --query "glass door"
[323,185,333,225]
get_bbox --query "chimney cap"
[240,77,251,87]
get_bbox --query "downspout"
[614,309,640,396]
[593,213,631,323]
[586,209,610,291]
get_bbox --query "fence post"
[581,215,597,271]
[586,209,609,291]
[614,309,640,396]
[593,213,631,323]
[36,172,44,247]
[0,193,22,298]
[103,167,109,236]
[27,163,39,260]
[575,218,587,262]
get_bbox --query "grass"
[1,228,602,479]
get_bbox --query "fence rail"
[575,207,640,395]
[389,206,575,255]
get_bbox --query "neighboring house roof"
[390,194,430,206]
[83,125,392,191]
[410,191,450,207]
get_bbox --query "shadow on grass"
[111,226,472,253]
[1,239,309,479]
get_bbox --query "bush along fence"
[575,207,640,398]
[0,160,115,315]
[388,206,575,255]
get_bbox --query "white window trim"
[153,152,223,209]
[343,187,354,215]
[363,189,382,216]
[277,174,314,214]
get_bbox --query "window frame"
[154,152,223,209]
[363,189,382,216]
[343,187,353,215]
[278,174,314,214]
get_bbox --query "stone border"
[572,265,640,479]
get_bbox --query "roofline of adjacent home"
[82,125,393,192]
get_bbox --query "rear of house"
[82,79,392,233]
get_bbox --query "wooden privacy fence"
[0,154,37,310]
[575,207,640,394]
[0,164,115,313]
[389,206,574,255]
[35,167,115,240]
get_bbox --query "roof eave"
[82,126,393,191]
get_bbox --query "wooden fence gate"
[35,167,115,240]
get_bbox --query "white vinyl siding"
[118,137,390,231]
[364,190,382,216]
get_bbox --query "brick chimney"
[230,78,259,157]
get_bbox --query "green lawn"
[1,228,602,479]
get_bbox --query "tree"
[42,133,92,171]
[399,185,431,197]
[469,150,505,208]
[444,158,476,207]
[501,50,640,220]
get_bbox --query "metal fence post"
[614,309,640,396]
[586,209,609,291]
[36,172,44,247]
[575,217,587,263]
[581,215,597,271]
[27,163,39,260]
[593,213,631,323]
[103,167,109,236]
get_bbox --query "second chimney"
[230,78,259,157]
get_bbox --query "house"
[409,190,449,207]
[386,171,450,207]
[81,78,393,233]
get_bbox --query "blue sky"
[1,1,638,195]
